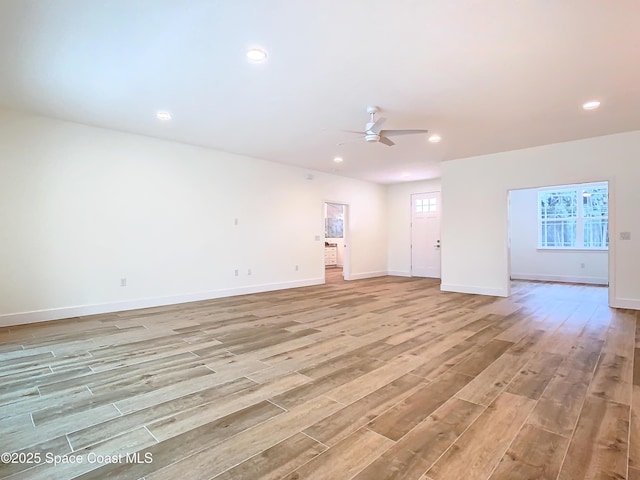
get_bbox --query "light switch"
[620,232,631,240]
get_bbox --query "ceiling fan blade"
[369,117,387,134]
[380,129,429,137]
[339,130,366,135]
[379,136,395,146]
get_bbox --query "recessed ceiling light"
[247,48,267,62]
[156,111,171,121]
[428,134,441,143]
[582,100,601,110]
[333,156,343,163]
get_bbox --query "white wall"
[0,109,388,325]
[441,131,640,309]
[509,188,608,285]
[386,179,442,276]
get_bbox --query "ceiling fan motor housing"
[365,120,380,142]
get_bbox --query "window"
[416,197,437,213]
[538,183,608,249]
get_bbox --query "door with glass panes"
[411,192,441,278]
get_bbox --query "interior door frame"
[323,200,350,281]
[505,177,614,306]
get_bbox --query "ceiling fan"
[339,106,428,147]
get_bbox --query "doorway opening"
[410,192,441,278]
[324,202,349,284]
[508,180,610,302]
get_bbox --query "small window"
[416,198,437,213]
[538,183,608,249]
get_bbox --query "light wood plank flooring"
[0,277,638,480]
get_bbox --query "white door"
[411,192,441,278]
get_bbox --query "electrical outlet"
[234,218,238,226]
[295,265,299,271]
[580,263,585,268]
[120,278,127,287]
[234,269,238,276]
[248,269,252,275]
[314,235,321,241]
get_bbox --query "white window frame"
[537,182,608,251]
[415,197,437,213]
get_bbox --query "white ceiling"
[0,1,639,184]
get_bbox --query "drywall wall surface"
[0,109,387,323]
[441,130,640,308]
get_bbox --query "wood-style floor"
[0,274,638,480]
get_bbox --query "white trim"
[611,297,640,310]
[440,283,509,297]
[323,199,350,281]
[504,189,512,297]
[508,177,616,307]
[536,248,608,253]
[387,270,411,277]
[537,181,608,192]
[0,278,324,327]
[348,271,388,280]
[606,176,616,308]
[510,273,608,285]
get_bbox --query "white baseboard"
[611,297,640,310]
[0,278,325,327]
[510,272,608,285]
[440,283,509,297]
[348,271,388,280]
[386,270,411,277]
